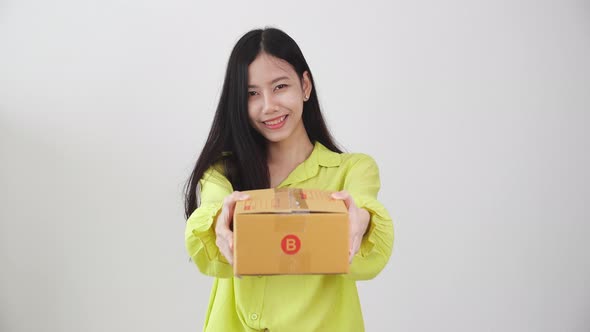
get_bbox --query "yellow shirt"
[185,142,394,332]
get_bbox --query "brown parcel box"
[233,188,349,276]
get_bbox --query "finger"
[237,192,250,201]
[332,191,355,210]
[225,251,233,266]
[225,191,251,214]
[230,191,250,201]
[348,234,354,263]
[349,235,361,263]
[220,202,233,228]
[216,228,234,265]
[342,195,355,210]
[215,210,231,231]
[331,190,347,199]
[221,192,247,228]
[223,243,233,266]
[226,232,234,265]
[223,191,240,213]
[216,240,232,266]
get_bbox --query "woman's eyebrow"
[248,76,290,88]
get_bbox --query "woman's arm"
[340,154,395,281]
[184,166,234,278]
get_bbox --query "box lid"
[235,188,347,214]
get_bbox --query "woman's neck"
[267,135,314,168]
[265,123,314,188]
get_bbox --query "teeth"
[264,115,286,126]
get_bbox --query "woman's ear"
[302,70,313,101]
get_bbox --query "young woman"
[184,27,394,332]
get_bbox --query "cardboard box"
[233,188,349,276]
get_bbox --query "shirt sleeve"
[184,166,234,278]
[342,154,394,281]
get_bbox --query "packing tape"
[273,214,307,232]
[290,188,309,210]
[278,252,311,273]
[273,188,310,211]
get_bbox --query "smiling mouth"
[263,115,287,126]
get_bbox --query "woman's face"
[247,52,312,144]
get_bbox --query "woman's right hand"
[214,191,250,266]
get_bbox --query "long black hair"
[184,27,342,219]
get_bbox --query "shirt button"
[250,313,258,320]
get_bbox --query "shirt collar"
[277,141,342,188]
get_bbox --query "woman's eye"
[275,84,287,90]
[248,91,258,97]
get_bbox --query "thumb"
[237,193,250,201]
[331,190,354,209]
[331,190,347,199]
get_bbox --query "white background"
[1,0,589,331]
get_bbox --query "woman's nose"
[262,94,278,114]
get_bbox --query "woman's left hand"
[331,190,371,263]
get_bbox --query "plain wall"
[1,0,589,331]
